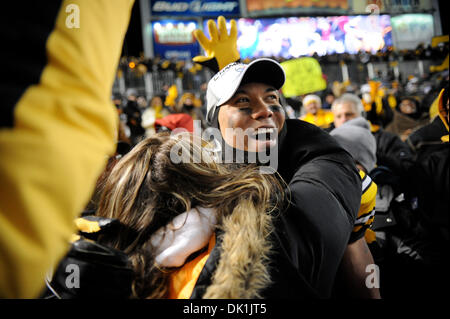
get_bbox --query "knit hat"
[303,94,321,107]
[330,117,377,172]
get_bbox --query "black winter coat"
[44,120,362,299]
[191,119,362,298]
[372,128,415,183]
[406,115,448,153]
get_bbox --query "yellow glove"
[193,16,240,72]
[164,84,178,109]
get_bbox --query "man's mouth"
[250,127,276,141]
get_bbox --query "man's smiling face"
[218,82,285,152]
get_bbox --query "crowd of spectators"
[110,43,448,299]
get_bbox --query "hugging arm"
[280,153,362,297]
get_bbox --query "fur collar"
[202,201,273,298]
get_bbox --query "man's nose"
[251,102,273,120]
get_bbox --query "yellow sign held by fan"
[281,57,327,97]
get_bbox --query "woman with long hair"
[95,132,287,299]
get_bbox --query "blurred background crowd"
[113,42,448,147]
[113,0,448,148]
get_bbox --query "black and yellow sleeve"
[0,0,134,298]
[349,170,377,244]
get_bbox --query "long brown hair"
[96,133,286,298]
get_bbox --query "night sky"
[122,1,144,57]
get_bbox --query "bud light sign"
[152,20,200,60]
[150,0,240,16]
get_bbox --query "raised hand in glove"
[193,15,240,73]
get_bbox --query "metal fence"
[112,58,442,99]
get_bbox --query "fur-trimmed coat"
[197,201,274,298]
[42,120,361,299]
[190,120,362,299]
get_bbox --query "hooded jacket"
[407,89,449,252]
[406,115,448,153]
[407,90,449,153]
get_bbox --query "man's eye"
[236,97,249,103]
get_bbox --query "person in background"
[385,96,429,142]
[163,83,179,112]
[285,96,302,118]
[409,88,449,255]
[111,94,132,144]
[176,92,206,128]
[141,95,171,137]
[299,94,334,129]
[136,95,148,110]
[322,91,335,110]
[330,117,377,177]
[360,82,394,129]
[382,88,449,299]
[123,88,145,145]
[406,87,449,153]
[198,81,209,117]
[112,94,123,110]
[330,93,414,187]
[328,93,365,131]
